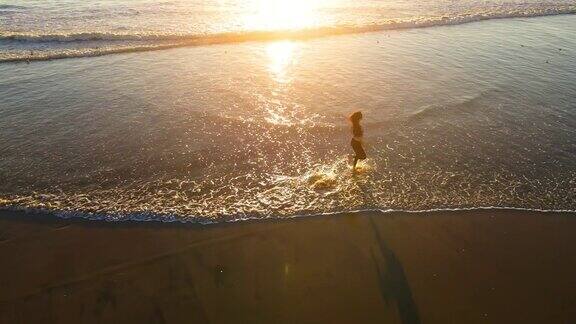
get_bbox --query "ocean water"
[0,2,575,222]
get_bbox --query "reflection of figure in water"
[349,111,366,170]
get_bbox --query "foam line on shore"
[1,205,574,225]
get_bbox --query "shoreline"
[1,205,576,225]
[2,208,576,323]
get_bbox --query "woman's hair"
[349,111,363,137]
[349,111,363,123]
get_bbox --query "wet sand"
[1,209,576,323]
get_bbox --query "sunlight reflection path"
[266,41,296,82]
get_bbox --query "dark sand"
[1,209,576,323]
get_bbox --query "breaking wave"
[2,7,575,63]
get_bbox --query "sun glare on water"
[266,41,296,79]
[245,0,321,125]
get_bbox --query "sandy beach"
[1,209,575,323]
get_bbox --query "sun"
[245,0,319,31]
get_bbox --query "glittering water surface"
[1,14,575,222]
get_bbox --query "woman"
[349,111,366,170]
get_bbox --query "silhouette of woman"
[349,111,366,170]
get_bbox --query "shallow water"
[1,14,575,222]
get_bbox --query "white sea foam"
[1,205,574,225]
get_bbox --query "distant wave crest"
[1,7,575,62]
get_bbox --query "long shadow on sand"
[353,173,420,324]
[369,216,421,324]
